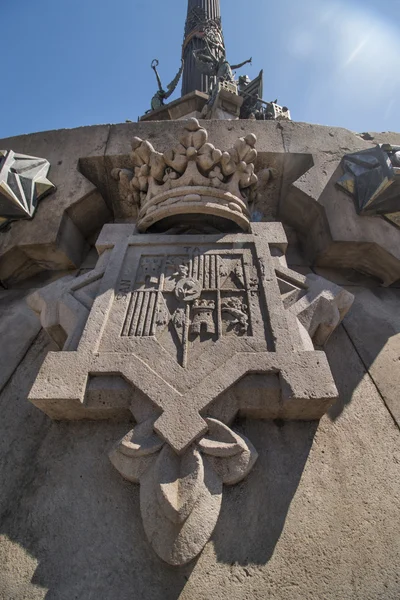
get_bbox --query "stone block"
[278,121,400,285]
[0,290,41,394]
[1,319,400,598]
[139,91,209,122]
[0,126,112,284]
[342,286,400,427]
[208,88,243,120]
[2,120,400,285]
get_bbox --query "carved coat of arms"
[28,223,353,565]
[27,122,353,565]
[118,248,257,368]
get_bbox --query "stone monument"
[27,118,353,565]
[141,0,291,122]
[0,0,399,597]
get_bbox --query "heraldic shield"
[28,222,353,565]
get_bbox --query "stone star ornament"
[336,144,400,228]
[0,150,55,229]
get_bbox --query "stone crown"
[112,118,258,232]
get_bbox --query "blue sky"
[1,0,399,138]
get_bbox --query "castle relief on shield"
[28,120,354,566]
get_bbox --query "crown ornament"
[112,118,258,232]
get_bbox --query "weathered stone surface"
[111,118,258,232]
[358,131,400,146]
[83,118,400,283]
[27,253,109,352]
[80,120,296,224]
[0,290,41,394]
[2,120,400,285]
[278,121,400,285]
[0,126,112,284]
[0,321,399,598]
[110,417,257,565]
[81,120,310,226]
[0,332,52,524]
[289,273,354,347]
[342,286,400,427]
[26,221,353,565]
[28,223,346,426]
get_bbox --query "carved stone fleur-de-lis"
[110,417,257,565]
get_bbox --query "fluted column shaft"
[182,0,222,96]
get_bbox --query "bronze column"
[181,0,222,96]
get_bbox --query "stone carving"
[110,416,257,565]
[191,299,216,335]
[337,144,400,228]
[221,297,249,335]
[28,256,108,351]
[28,222,354,565]
[0,150,55,230]
[117,249,258,367]
[175,276,202,302]
[291,274,354,347]
[246,166,277,221]
[273,263,354,348]
[149,59,184,112]
[112,118,258,232]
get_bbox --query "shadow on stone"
[281,160,400,287]
[0,334,316,596]
[212,417,318,565]
[0,418,197,600]
[0,332,52,523]
[326,291,400,424]
[0,333,193,600]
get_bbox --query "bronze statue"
[192,26,251,92]
[150,59,184,111]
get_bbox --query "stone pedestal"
[139,91,209,122]
[207,88,244,120]
[0,120,399,598]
